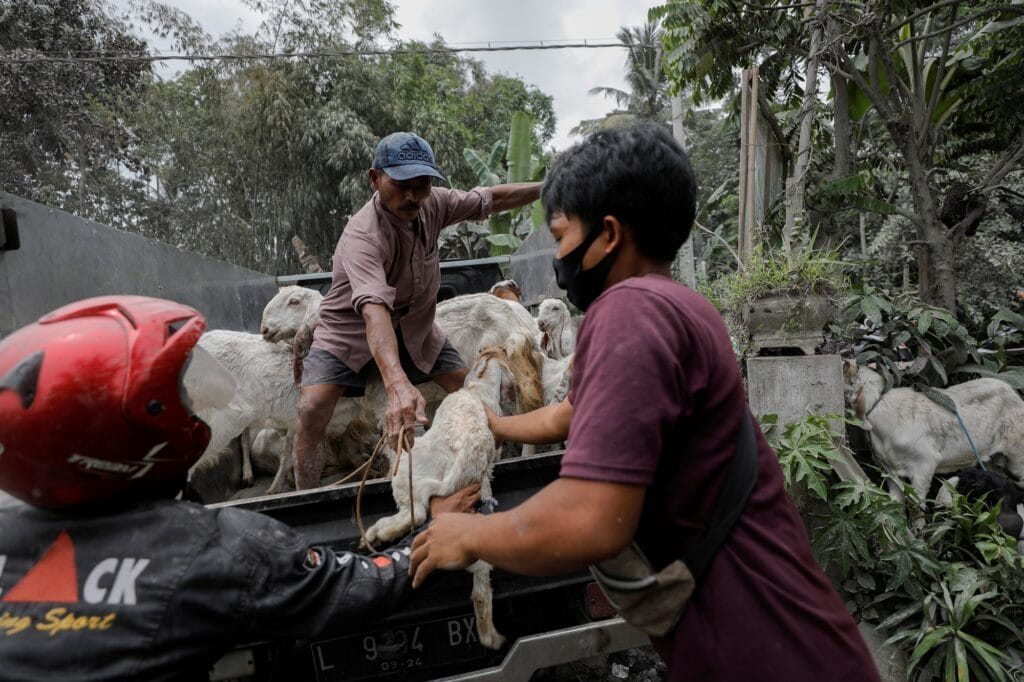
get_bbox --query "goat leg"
[240,428,254,488]
[469,561,504,650]
[267,431,296,495]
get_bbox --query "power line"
[0,40,650,64]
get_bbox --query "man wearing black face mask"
[408,124,879,681]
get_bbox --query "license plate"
[310,613,490,681]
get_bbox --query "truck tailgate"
[208,451,648,681]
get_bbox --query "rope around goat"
[352,424,416,552]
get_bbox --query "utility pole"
[671,94,696,288]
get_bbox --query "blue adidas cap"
[372,132,447,183]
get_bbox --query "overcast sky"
[129,0,653,150]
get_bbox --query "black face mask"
[552,226,617,311]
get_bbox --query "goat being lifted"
[844,361,1024,503]
[362,335,535,651]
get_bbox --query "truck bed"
[207,450,649,681]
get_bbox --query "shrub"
[762,413,1024,681]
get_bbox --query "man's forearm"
[491,182,542,212]
[462,478,643,575]
[362,303,406,387]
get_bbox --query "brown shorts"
[301,339,465,396]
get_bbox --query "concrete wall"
[747,354,867,483]
[747,355,845,425]
[0,194,278,335]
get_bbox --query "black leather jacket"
[0,494,413,681]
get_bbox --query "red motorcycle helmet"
[0,296,235,509]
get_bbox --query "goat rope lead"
[353,424,416,552]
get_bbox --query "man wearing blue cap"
[293,132,541,489]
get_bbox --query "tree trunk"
[903,137,957,311]
[783,0,828,253]
[831,73,852,179]
[671,94,696,287]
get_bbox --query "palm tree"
[571,22,670,136]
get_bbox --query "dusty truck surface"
[0,194,651,682]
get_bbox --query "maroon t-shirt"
[564,274,878,681]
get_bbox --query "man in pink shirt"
[407,124,880,680]
[294,132,540,489]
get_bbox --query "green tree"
[0,0,150,219]
[571,22,670,136]
[657,1,1024,313]
[463,111,547,255]
[125,11,554,273]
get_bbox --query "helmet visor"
[180,345,237,416]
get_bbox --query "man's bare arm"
[409,477,644,586]
[362,303,426,449]
[491,182,542,212]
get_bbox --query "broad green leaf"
[908,626,952,670]
[506,112,533,184]
[957,632,1009,680]
[485,233,522,248]
[954,636,968,682]
[918,311,933,336]
[463,148,501,187]
[877,602,921,630]
[944,644,957,682]
[531,200,545,230]
[486,140,507,171]
[849,195,897,215]
[986,308,1024,337]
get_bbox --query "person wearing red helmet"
[0,296,479,681]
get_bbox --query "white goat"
[434,293,538,363]
[261,287,558,405]
[247,418,374,494]
[190,331,368,491]
[844,361,1024,503]
[535,298,576,360]
[488,279,522,302]
[262,288,540,376]
[260,285,322,383]
[363,336,536,650]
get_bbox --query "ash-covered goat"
[844,361,1024,505]
[363,333,542,650]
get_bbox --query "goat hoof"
[478,630,505,650]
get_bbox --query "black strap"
[681,410,758,581]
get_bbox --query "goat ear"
[853,386,872,429]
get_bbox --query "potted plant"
[713,243,847,355]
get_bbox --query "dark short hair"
[542,123,696,263]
